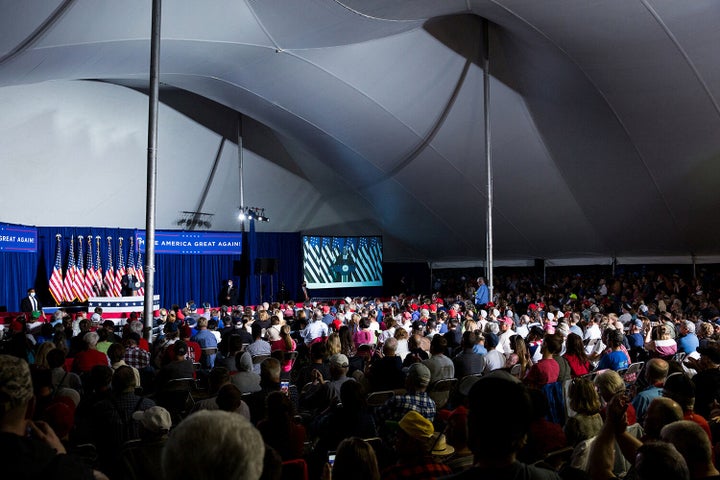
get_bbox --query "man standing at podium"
[20,288,42,314]
[121,266,141,297]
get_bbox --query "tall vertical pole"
[482,19,494,302]
[238,115,244,213]
[144,0,162,338]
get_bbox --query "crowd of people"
[1,267,720,480]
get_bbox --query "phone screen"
[328,452,336,466]
[281,381,289,395]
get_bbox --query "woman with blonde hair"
[505,334,532,378]
[564,377,603,446]
[326,332,342,356]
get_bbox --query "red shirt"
[72,348,109,373]
[564,354,590,377]
[684,411,713,441]
[525,358,560,388]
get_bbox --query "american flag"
[49,234,65,305]
[104,237,118,297]
[85,236,98,296]
[64,236,78,302]
[127,237,136,296]
[136,250,145,296]
[114,237,125,296]
[75,236,89,302]
[94,236,104,295]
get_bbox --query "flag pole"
[144,0,162,338]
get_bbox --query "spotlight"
[238,206,269,223]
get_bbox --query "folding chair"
[622,361,644,386]
[366,390,394,407]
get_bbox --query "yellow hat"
[398,410,434,440]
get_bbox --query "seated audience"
[162,410,264,480]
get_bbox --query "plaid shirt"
[376,391,436,424]
[382,458,452,480]
[124,345,150,369]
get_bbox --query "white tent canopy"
[1,1,719,264]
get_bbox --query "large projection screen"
[303,236,383,289]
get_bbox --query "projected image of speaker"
[302,236,382,289]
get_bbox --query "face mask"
[29,292,35,297]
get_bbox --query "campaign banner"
[0,223,38,253]
[135,230,242,255]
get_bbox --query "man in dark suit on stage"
[121,266,140,297]
[20,288,42,314]
[219,279,238,306]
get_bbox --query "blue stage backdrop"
[0,223,301,312]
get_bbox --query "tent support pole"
[143,0,161,338]
[482,18,494,302]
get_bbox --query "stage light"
[238,206,269,223]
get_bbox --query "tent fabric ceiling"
[0,1,719,263]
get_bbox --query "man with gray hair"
[0,355,104,479]
[677,320,699,355]
[162,410,264,480]
[72,331,110,373]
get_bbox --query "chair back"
[366,390,394,407]
[281,459,308,480]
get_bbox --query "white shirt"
[497,329,516,355]
[302,320,328,344]
[484,350,506,373]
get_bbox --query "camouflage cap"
[0,355,33,413]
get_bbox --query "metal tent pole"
[482,19,494,302]
[143,0,161,338]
